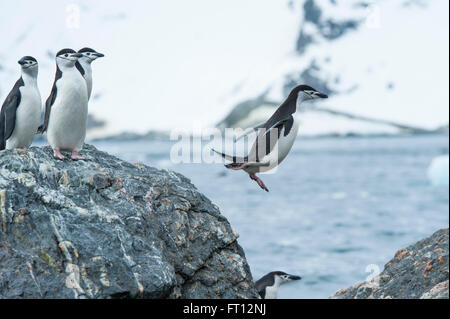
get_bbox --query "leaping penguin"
[213,85,328,192]
[0,56,41,151]
[38,49,88,160]
[255,271,302,299]
[75,47,104,100]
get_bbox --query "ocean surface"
[43,134,450,298]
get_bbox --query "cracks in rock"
[116,228,144,298]
[177,238,241,297]
[49,215,89,299]
[26,261,43,298]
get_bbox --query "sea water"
[44,134,450,298]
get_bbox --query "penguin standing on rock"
[38,49,88,160]
[75,47,104,100]
[255,271,302,299]
[213,85,328,192]
[0,56,41,151]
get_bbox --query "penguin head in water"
[78,47,105,64]
[56,48,83,68]
[18,56,38,75]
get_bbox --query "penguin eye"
[87,52,91,56]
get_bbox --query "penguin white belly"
[47,72,88,152]
[6,86,41,150]
[247,118,300,174]
[274,118,300,165]
[264,286,278,299]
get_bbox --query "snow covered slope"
[219,0,450,135]
[0,0,448,137]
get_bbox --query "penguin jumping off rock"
[255,271,302,299]
[75,47,104,100]
[38,49,88,160]
[0,56,41,151]
[213,85,328,192]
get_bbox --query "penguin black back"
[255,271,280,298]
[38,67,62,133]
[0,77,24,150]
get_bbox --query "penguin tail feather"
[211,148,246,166]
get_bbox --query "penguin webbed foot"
[71,151,86,161]
[249,173,269,192]
[53,149,66,160]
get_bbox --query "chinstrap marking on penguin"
[213,84,328,192]
[40,48,89,160]
[255,271,302,299]
[0,56,41,151]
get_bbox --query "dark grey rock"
[331,229,449,299]
[0,144,259,299]
[303,0,322,25]
[295,0,361,55]
[319,19,359,41]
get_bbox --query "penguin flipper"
[265,116,294,138]
[2,95,19,141]
[258,288,266,299]
[0,78,24,150]
[39,88,56,134]
[212,148,245,163]
[39,67,62,134]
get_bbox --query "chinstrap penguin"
[0,56,41,151]
[213,85,328,192]
[39,48,88,160]
[255,271,302,299]
[75,47,104,100]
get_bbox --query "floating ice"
[427,155,449,187]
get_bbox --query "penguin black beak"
[316,92,328,99]
[289,275,302,281]
[94,52,105,58]
[71,53,83,58]
[18,58,27,65]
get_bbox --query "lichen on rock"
[331,228,449,299]
[0,144,259,299]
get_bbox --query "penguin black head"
[18,56,38,72]
[270,271,302,284]
[291,84,328,101]
[56,48,83,67]
[78,47,105,63]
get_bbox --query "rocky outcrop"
[295,0,360,55]
[331,229,449,299]
[0,145,259,299]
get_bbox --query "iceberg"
[427,155,449,187]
